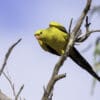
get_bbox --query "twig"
[15,85,24,100]
[85,16,90,37]
[68,18,73,34]
[76,16,100,42]
[3,71,24,100]
[0,39,22,76]
[76,29,100,42]
[41,0,92,100]
[85,16,91,30]
[0,38,24,100]
[3,72,16,97]
[71,0,91,40]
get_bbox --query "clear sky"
[0,0,100,100]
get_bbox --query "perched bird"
[34,21,100,81]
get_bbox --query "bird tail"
[69,47,100,82]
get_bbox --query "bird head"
[34,30,43,40]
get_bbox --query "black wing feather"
[69,47,100,81]
[44,43,60,56]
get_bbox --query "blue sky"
[0,0,100,100]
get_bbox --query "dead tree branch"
[68,18,73,34]
[0,38,24,100]
[76,16,100,42]
[15,85,24,100]
[3,72,16,97]
[0,39,22,76]
[3,69,24,100]
[41,0,92,100]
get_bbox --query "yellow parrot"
[34,21,100,81]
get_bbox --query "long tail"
[69,47,100,82]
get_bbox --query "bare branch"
[0,38,25,100]
[42,0,92,100]
[15,85,24,100]
[72,0,91,39]
[55,73,66,81]
[75,15,100,42]
[0,39,22,76]
[68,18,73,34]
[3,72,16,97]
[76,29,100,42]
[85,16,91,29]
[3,71,24,100]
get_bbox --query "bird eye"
[40,32,42,34]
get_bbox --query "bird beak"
[34,34,41,40]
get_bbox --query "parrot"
[34,21,100,81]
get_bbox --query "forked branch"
[42,0,92,100]
[0,39,22,76]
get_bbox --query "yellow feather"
[35,22,69,55]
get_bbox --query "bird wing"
[49,22,67,33]
[44,42,60,56]
[39,39,60,56]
